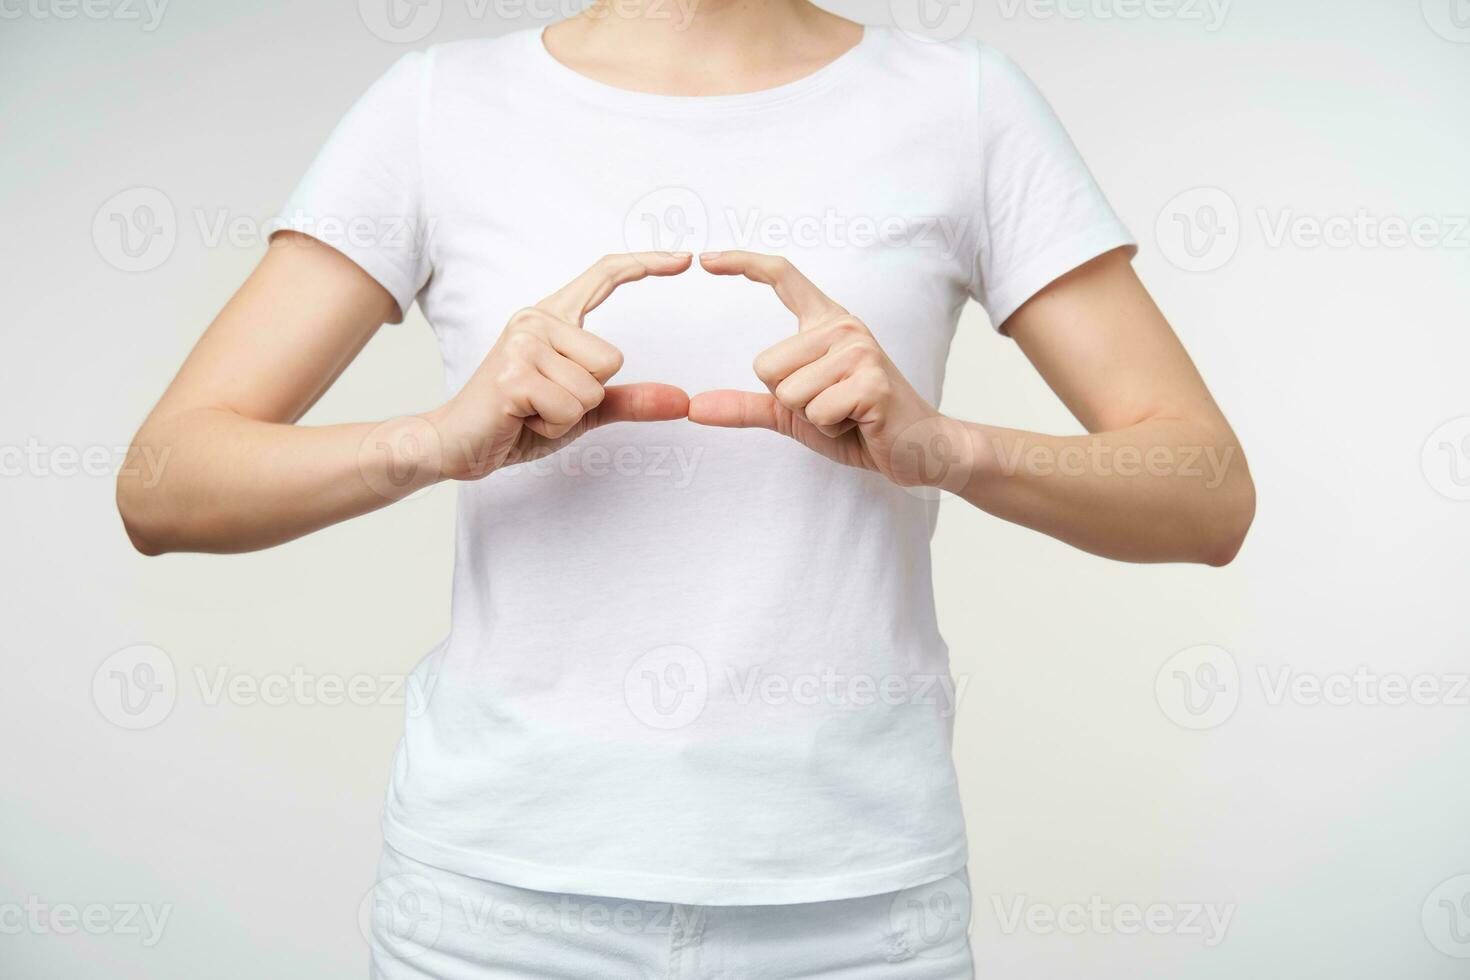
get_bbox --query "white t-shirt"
[276,25,1133,905]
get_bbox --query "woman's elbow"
[115,438,179,556]
[1202,458,1256,567]
[117,474,167,556]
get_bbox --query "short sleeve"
[970,46,1135,332]
[271,51,433,323]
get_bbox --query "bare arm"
[952,249,1255,566]
[687,248,1255,566]
[117,237,691,555]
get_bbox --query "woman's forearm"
[938,416,1255,566]
[117,407,438,555]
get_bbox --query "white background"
[2,0,1468,976]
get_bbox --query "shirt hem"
[985,222,1137,333]
[266,220,416,324]
[381,815,969,906]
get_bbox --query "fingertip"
[649,383,691,420]
[648,251,694,275]
[698,251,732,273]
[686,390,716,425]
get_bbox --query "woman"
[118,2,1254,976]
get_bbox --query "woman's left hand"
[688,250,970,490]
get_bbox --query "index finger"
[538,251,693,325]
[698,250,844,327]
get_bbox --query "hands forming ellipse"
[686,250,952,487]
[430,251,693,481]
[436,249,957,489]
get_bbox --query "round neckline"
[527,25,878,116]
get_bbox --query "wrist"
[356,412,447,501]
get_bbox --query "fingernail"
[699,251,722,261]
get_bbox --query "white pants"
[368,845,975,979]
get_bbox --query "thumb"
[687,390,780,430]
[586,383,690,429]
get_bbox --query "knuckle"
[507,307,545,333]
[857,366,891,393]
[504,331,543,358]
[774,382,803,409]
[491,361,527,390]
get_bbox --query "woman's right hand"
[118,242,692,555]
[428,251,693,481]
